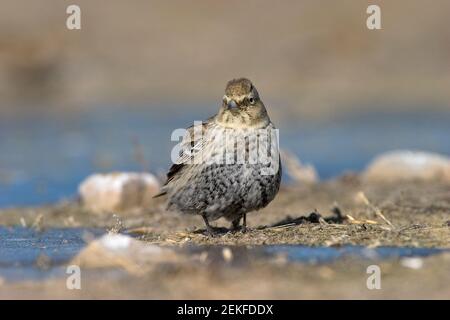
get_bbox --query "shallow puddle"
[0,227,448,282]
[0,226,104,281]
[264,245,447,263]
[184,244,449,266]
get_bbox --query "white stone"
[400,257,424,270]
[71,234,179,274]
[78,172,160,213]
[99,233,132,250]
[222,247,233,263]
[363,150,450,183]
[281,150,318,184]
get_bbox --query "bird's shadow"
[192,207,345,236]
[193,226,231,236]
[261,207,346,229]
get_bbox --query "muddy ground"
[0,178,449,299]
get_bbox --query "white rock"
[222,247,233,263]
[400,257,424,270]
[71,234,179,274]
[281,150,319,184]
[99,233,132,250]
[363,150,450,183]
[78,172,160,213]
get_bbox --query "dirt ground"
[0,178,449,299]
[1,177,449,247]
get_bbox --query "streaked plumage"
[157,78,281,235]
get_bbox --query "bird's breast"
[200,125,280,168]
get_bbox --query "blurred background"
[0,0,449,207]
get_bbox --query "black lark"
[156,78,281,235]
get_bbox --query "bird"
[155,78,281,236]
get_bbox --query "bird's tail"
[153,190,167,198]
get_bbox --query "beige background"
[0,0,449,119]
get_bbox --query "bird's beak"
[227,99,238,109]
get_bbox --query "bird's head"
[216,78,269,128]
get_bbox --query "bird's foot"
[204,225,219,237]
[230,224,247,233]
[203,226,229,237]
[201,214,228,237]
[230,216,247,234]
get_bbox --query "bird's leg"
[201,214,217,237]
[230,214,247,233]
[242,213,247,233]
[231,216,242,232]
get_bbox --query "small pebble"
[401,257,424,270]
[222,247,233,263]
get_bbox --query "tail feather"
[153,191,167,198]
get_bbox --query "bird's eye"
[249,97,255,104]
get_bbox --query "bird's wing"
[154,117,214,197]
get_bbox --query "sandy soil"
[0,178,449,299]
